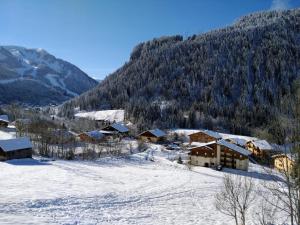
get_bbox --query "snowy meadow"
[0,151,283,225]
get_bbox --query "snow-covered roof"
[99,130,115,134]
[0,137,32,152]
[272,153,295,161]
[189,141,216,148]
[217,139,251,156]
[227,138,247,146]
[0,115,9,123]
[139,129,167,138]
[189,130,222,139]
[148,129,166,137]
[251,140,273,150]
[85,130,104,140]
[110,123,129,133]
[189,142,215,151]
[75,110,125,123]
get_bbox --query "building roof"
[0,115,9,123]
[85,130,105,140]
[217,139,251,156]
[227,138,247,147]
[250,140,273,150]
[0,137,32,152]
[189,129,222,139]
[189,144,214,151]
[189,141,216,148]
[140,129,166,138]
[99,130,115,135]
[272,153,295,161]
[188,139,250,156]
[109,123,129,133]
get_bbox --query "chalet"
[138,129,167,143]
[101,123,129,135]
[78,130,105,143]
[0,137,32,161]
[246,140,278,159]
[0,115,9,128]
[189,139,251,171]
[189,130,222,144]
[272,154,294,174]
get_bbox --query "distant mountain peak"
[0,45,98,106]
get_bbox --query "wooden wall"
[0,148,32,161]
[189,132,217,143]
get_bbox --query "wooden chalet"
[78,130,105,143]
[189,130,222,144]
[101,123,129,136]
[189,139,251,171]
[246,140,278,160]
[138,129,166,143]
[0,115,9,128]
[273,154,295,174]
[0,137,32,161]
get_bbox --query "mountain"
[59,9,300,135]
[0,46,98,106]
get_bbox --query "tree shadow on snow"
[222,168,284,182]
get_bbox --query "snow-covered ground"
[0,126,16,140]
[75,109,125,123]
[0,144,284,225]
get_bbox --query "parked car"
[216,165,223,171]
[166,143,181,150]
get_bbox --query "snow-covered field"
[0,147,282,225]
[0,126,16,140]
[75,109,125,123]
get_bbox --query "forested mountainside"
[59,9,300,135]
[0,46,97,106]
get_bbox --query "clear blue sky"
[0,0,299,79]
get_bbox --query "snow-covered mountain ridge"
[0,46,98,105]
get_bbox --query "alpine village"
[0,2,299,225]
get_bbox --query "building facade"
[189,140,250,171]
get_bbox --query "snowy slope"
[0,46,97,105]
[0,152,286,225]
[75,109,125,122]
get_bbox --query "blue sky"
[0,0,299,79]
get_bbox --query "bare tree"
[215,174,256,225]
[255,198,279,225]
[261,79,300,225]
[262,144,300,225]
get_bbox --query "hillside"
[0,46,98,106]
[59,9,300,135]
